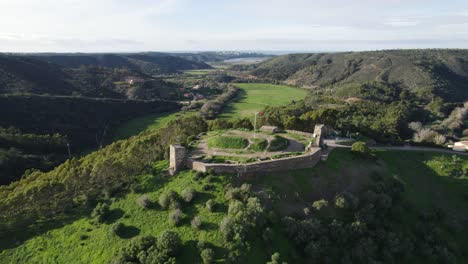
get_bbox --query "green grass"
[221,83,308,119]
[268,135,289,151]
[207,136,248,149]
[249,138,267,151]
[112,112,188,141]
[183,70,214,76]
[0,162,230,263]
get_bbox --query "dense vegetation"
[240,49,468,103]
[0,55,181,100]
[0,127,68,185]
[25,53,211,76]
[0,115,207,235]
[1,94,179,148]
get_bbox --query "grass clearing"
[112,112,192,141]
[249,138,267,151]
[221,83,308,119]
[207,136,248,149]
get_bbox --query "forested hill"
[0,55,179,99]
[24,53,211,75]
[247,49,468,102]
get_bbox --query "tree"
[200,248,214,264]
[351,141,370,156]
[136,195,151,209]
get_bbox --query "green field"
[221,83,308,119]
[183,70,215,76]
[112,112,188,141]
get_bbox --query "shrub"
[191,216,202,229]
[351,141,370,156]
[158,193,170,209]
[168,209,183,226]
[197,240,208,250]
[202,184,215,191]
[90,202,110,224]
[232,118,253,130]
[112,222,125,237]
[206,199,215,212]
[194,171,206,180]
[413,128,437,143]
[157,230,181,255]
[200,248,214,264]
[335,195,347,208]
[136,195,151,209]
[159,190,180,209]
[219,216,235,240]
[312,199,328,210]
[181,188,196,203]
[433,134,446,145]
[267,252,284,264]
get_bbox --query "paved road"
[324,140,468,156]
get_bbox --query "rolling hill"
[26,53,212,75]
[0,55,179,100]
[247,50,468,102]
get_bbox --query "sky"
[1,0,468,52]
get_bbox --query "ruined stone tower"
[313,124,325,148]
[169,144,186,176]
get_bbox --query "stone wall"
[187,148,322,175]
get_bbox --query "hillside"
[0,55,182,100]
[248,50,468,102]
[1,145,466,263]
[26,53,211,75]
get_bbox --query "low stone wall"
[187,148,322,175]
[285,130,315,137]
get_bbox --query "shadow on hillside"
[219,89,247,117]
[0,208,93,251]
[118,225,140,239]
[106,208,125,224]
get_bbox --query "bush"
[312,199,328,210]
[181,188,196,203]
[159,190,180,209]
[191,216,202,229]
[112,222,125,237]
[136,195,151,209]
[90,202,110,224]
[194,171,206,180]
[232,118,253,130]
[158,230,181,255]
[351,141,370,156]
[168,209,183,226]
[200,248,214,264]
[206,199,215,212]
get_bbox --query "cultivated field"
[221,83,308,119]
